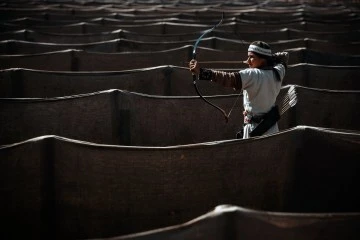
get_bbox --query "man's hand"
[189,59,200,75]
[273,52,289,67]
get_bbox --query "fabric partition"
[72,47,191,72]
[0,29,124,44]
[2,16,358,31]
[0,39,121,54]
[1,47,360,71]
[305,39,360,55]
[0,89,244,145]
[286,64,360,90]
[1,86,360,146]
[2,18,359,36]
[229,21,359,32]
[0,90,119,145]
[0,49,74,71]
[2,38,359,55]
[278,85,360,131]
[239,10,357,21]
[1,64,359,98]
[0,67,175,98]
[103,205,360,240]
[0,22,124,34]
[300,48,360,65]
[0,136,50,239]
[2,23,358,44]
[1,127,359,239]
[288,29,360,42]
[2,24,359,42]
[0,47,192,71]
[0,66,237,98]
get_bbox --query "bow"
[192,12,238,123]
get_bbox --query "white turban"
[248,44,272,56]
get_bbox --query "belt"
[244,114,264,124]
[250,115,263,124]
[249,106,281,137]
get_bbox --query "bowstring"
[193,12,232,122]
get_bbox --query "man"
[189,41,289,139]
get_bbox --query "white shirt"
[239,63,286,115]
[239,64,286,138]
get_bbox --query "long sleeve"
[198,68,242,90]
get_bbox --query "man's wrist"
[199,68,213,81]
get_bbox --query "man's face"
[246,52,266,68]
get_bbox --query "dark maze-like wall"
[1,128,360,239]
[1,1,360,240]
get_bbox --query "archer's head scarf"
[248,41,272,58]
